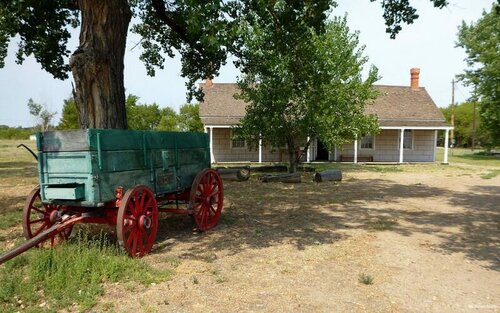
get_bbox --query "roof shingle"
[200,83,448,128]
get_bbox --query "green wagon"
[3,129,223,261]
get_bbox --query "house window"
[403,130,413,149]
[230,130,246,149]
[360,135,374,149]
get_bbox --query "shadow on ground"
[155,176,500,270]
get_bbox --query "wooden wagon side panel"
[37,129,210,206]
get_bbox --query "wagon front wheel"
[190,169,224,231]
[117,185,158,257]
[22,187,73,247]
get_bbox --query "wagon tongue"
[0,215,83,265]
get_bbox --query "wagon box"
[0,129,224,264]
[37,129,211,206]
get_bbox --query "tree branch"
[150,0,214,72]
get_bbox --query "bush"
[0,127,33,140]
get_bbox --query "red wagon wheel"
[117,185,158,257]
[22,187,73,247]
[190,169,224,231]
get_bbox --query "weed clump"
[0,231,172,312]
[358,273,374,285]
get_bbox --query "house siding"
[338,130,436,162]
[211,128,281,163]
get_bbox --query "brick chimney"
[205,78,213,88]
[410,68,420,90]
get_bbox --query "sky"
[0,0,493,128]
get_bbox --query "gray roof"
[200,83,448,128]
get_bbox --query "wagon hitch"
[0,215,83,265]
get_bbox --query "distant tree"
[125,95,162,130]
[456,3,499,149]
[236,16,379,173]
[178,103,203,132]
[57,96,79,130]
[156,107,179,131]
[441,102,474,147]
[27,98,56,132]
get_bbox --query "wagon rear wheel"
[117,185,158,257]
[190,169,224,231]
[22,187,73,247]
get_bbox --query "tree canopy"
[236,14,379,172]
[178,103,204,132]
[57,94,203,133]
[58,97,79,130]
[0,0,448,129]
[456,3,499,148]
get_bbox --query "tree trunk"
[313,169,342,182]
[216,167,251,181]
[260,172,301,183]
[69,0,131,129]
[287,138,297,173]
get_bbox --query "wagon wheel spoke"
[123,221,134,233]
[126,228,136,247]
[209,188,220,198]
[144,198,153,211]
[139,193,146,213]
[30,207,46,215]
[29,217,45,224]
[32,222,48,237]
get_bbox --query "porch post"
[306,136,311,163]
[353,138,358,164]
[443,129,449,164]
[433,130,438,162]
[399,128,405,163]
[258,133,263,163]
[209,127,215,163]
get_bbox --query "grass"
[0,231,173,313]
[0,208,23,230]
[436,147,500,167]
[358,273,374,285]
[192,276,199,284]
[366,217,398,231]
[481,169,500,179]
[211,269,227,283]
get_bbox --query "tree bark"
[69,0,131,129]
[216,167,251,181]
[260,172,301,183]
[313,169,342,182]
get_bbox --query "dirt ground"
[1,149,498,312]
[93,164,499,313]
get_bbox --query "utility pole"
[450,79,455,147]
